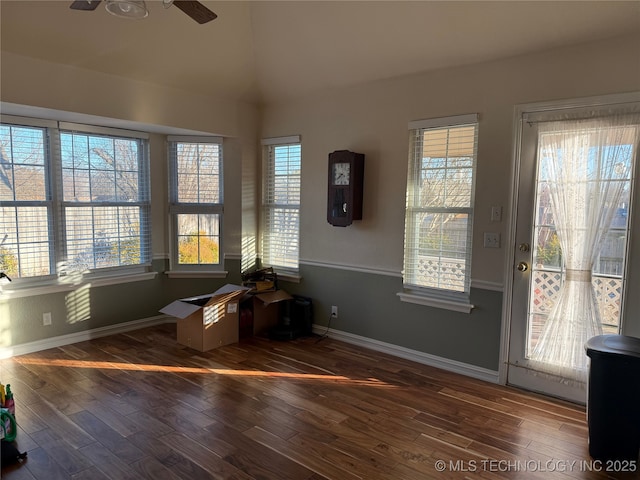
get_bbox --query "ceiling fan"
[70,0,217,24]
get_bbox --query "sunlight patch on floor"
[15,357,393,387]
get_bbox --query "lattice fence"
[528,270,622,350]
[531,270,622,328]
[415,256,466,291]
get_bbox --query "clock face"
[333,162,350,185]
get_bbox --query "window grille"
[0,118,150,280]
[168,137,223,269]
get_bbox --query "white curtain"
[530,113,639,384]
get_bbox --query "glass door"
[507,102,639,403]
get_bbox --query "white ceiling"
[1,1,639,105]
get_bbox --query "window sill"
[0,271,158,299]
[165,271,228,279]
[397,292,474,313]
[277,272,302,283]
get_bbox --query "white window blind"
[0,119,151,280]
[60,130,150,272]
[168,137,223,268]
[403,114,478,295]
[261,138,301,272]
[0,124,52,278]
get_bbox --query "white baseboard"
[312,324,500,384]
[1,316,499,386]
[0,315,176,359]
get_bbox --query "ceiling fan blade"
[70,0,102,11]
[173,1,217,24]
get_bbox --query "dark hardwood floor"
[0,324,636,479]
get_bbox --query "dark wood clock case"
[327,150,364,227]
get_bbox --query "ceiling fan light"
[105,0,148,19]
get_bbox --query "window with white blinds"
[0,123,52,278]
[261,137,301,272]
[0,118,151,280]
[168,137,223,269]
[403,114,478,298]
[60,130,150,272]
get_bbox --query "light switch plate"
[483,232,501,248]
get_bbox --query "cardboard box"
[160,284,250,352]
[241,267,277,292]
[252,290,293,336]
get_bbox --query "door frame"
[499,92,640,399]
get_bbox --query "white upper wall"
[260,32,640,286]
[1,1,638,104]
[0,52,246,137]
[0,51,259,259]
[250,1,640,104]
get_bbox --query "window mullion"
[48,126,64,275]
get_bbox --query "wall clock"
[327,150,364,227]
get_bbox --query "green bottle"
[4,384,15,416]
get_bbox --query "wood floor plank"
[76,442,144,480]
[244,380,349,423]
[73,369,132,397]
[17,447,75,480]
[28,428,94,475]
[127,430,221,480]
[81,399,143,437]
[129,456,185,480]
[22,401,95,449]
[0,460,36,479]
[70,466,111,480]
[123,409,176,437]
[287,431,394,480]
[2,374,47,406]
[1,324,627,480]
[68,410,146,464]
[156,431,252,480]
[202,421,318,480]
[72,375,138,416]
[144,403,217,435]
[10,424,40,453]
[201,392,269,433]
[415,413,530,455]
[244,426,355,480]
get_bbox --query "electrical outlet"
[331,306,338,318]
[43,312,52,326]
[491,205,502,222]
[483,232,501,248]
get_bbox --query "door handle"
[516,262,529,272]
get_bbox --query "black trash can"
[585,334,640,462]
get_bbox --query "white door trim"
[499,91,640,389]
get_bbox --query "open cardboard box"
[252,289,293,335]
[160,284,250,352]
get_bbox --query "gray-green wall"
[280,265,503,371]
[0,259,243,347]
[0,260,501,371]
